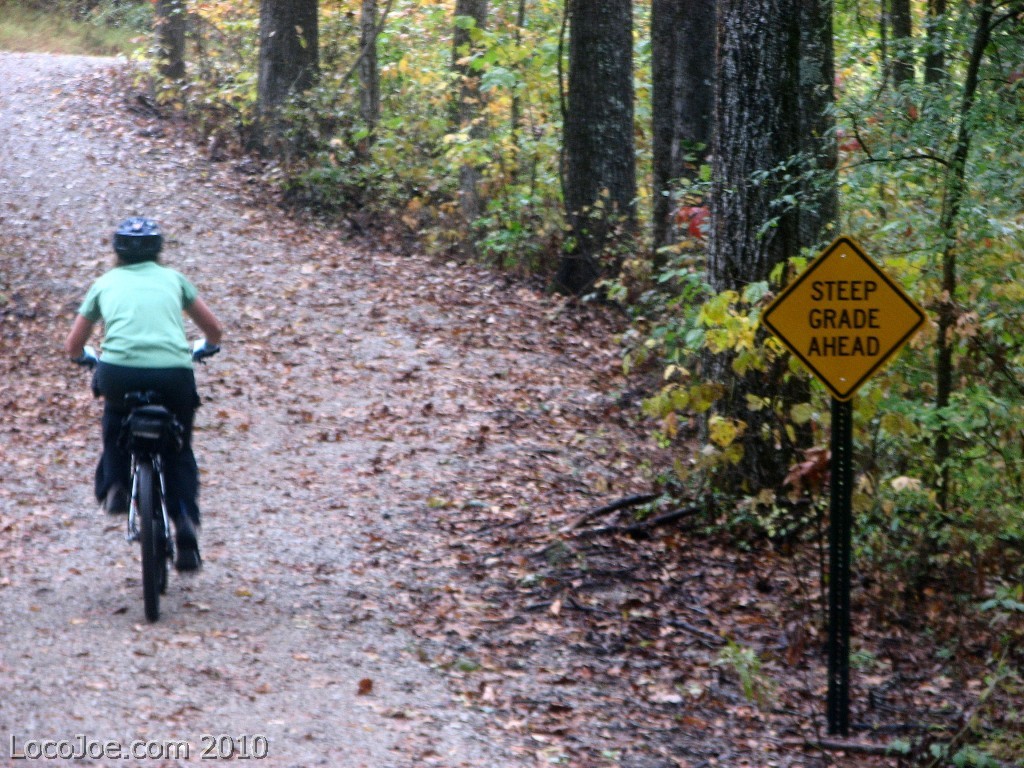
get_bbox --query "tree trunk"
[709,0,801,291]
[257,0,319,151]
[358,0,381,143]
[510,0,528,138]
[706,0,836,493]
[451,0,489,234]
[155,0,186,80]
[797,0,838,249]
[651,0,716,258]
[924,0,947,84]
[557,0,637,295]
[888,0,915,86]
[934,0,995,510]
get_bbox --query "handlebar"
[73,345,99,369]
[71,341,220,368]
[191,339,220,363]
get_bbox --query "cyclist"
[64,218,223,572]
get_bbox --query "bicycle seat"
[124,390,163,409]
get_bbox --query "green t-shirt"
[78,261,198,369]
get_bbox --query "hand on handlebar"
[72,342,218,366]
[73,345,99,369]
[191,339,220,363]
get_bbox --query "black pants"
[94,363,201,525]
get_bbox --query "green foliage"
[831,3,1024,598]
[713,640,776,709]
[155,1,260,142]
[146,0,587,268]
[625,248,824,539]
[86,0,152,31]
[0,0,149,55]
[629,3,1024,604]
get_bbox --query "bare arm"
[64,315,95,359]
[185,297,224,347]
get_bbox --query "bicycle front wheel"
[136,461,165,622]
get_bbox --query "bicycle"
[76,341,217,622]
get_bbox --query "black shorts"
[94,362,200,417]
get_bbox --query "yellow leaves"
[663,363,689,381]
[708,415,744,448]
[891,476,923,493]
[880,410,917,438]
[992,281,1024,302]
[745,394,769,412]
[789,402,816,425]
[192,0,258,27]
[698,290,738,326]
[699,289,762,362]
[689,383,722,413]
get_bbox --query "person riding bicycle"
[65,217,223,572]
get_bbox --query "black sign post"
[827,397,854,736]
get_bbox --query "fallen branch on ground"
[667,619,726,647]
[561,493,659,532]
[788,737,1014,766]
[785,738,907,757]
[574,505,701,539]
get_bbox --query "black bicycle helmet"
[113,217,163,263]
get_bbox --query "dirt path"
[0,52,649,767]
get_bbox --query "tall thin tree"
[451,0,490,235]
[888,0,915,86]
[359,0,381,143]
[651,0,716,258]
[924,0,948,84]
[155,0,186,80]
[510,0,528,138]
[934,0,999,509]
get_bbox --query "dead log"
[574,505,701,539]
[561,493,659,532]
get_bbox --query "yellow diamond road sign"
[762,236,926,401]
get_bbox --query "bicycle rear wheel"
[136,462,166,622]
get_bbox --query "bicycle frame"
[126,452,172,552]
